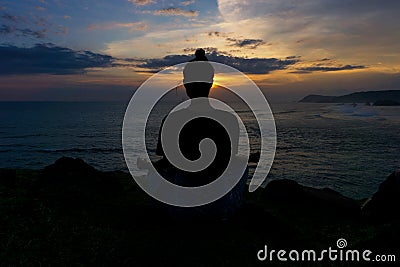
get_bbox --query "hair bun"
[192,48,208,61]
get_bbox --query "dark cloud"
[183,47,197,53]
[226,38,266,49]
[19,28,47,38]
[207,31,228,38]
[0,44,113,75]
[0,24,12,34]
[286,55,301,60]
[296,64,366,73]
[288,70,312,74]
[138,54,192,72]
[1,12,21,23]
[0,12,27,23]
[0,24,47,39]
[0,12,60,39]
[153,8,198,17]
[183,47,220,54]
[1,11,68,40]
[137,49,299,74]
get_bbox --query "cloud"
[206,31,268,50]
[32,16,49,27]
[1,12,68,39]
[286,56,301,60]
[218,0,400,23]
[0,44,114,75]
[137,48,298,74]
[1,13,20,23]
[128,0,156,5]
[1,13,26,23]
[205,30,268,50]
[180,0,195,6]
[216,0,400,62]
[55,26,68,35]
[226,38,265,49]
[20,28,47,38]
[0,24,47,39]
[207,31,228,38]
[295,64,366,73]
[183,47,219,54]
[87,21,147,32]
[154,8,198,17]
[0,24,12,33]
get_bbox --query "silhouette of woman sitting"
[155,49,248,218]
[156,49,237,187]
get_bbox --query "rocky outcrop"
[35,157,124,210]
[2,158,400,266]
[262,179,361,219]
[0,169,16,189]
[299,90,400,103]
[362,170,400,221]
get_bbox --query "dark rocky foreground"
[0,157,399,266]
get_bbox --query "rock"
[42,156,96,175]
[262,179,361,219]
[0,169,16,189]
[362,170,400,221]
[35,157,124,210]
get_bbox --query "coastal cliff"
[299,90,400,104]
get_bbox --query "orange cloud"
[128,0,156,6]
[87,21,147,32]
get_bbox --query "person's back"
[157,105,239,187]
[155,49,247,219]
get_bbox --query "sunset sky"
[1,0,400,101]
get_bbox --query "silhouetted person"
[156,52,238,187]
[155,49,247,218]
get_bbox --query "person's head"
[183,50,214,98]
[194,48,208,61]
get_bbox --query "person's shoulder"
[163,108,192,123]
[214,109,238,124]
[167,108,189,117]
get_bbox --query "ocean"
[0,101,399,199]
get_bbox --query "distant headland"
[299,90,400,106]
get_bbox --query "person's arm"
[231,114,240,156]
[156,117,165,157]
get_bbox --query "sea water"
[0,101,399,199]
